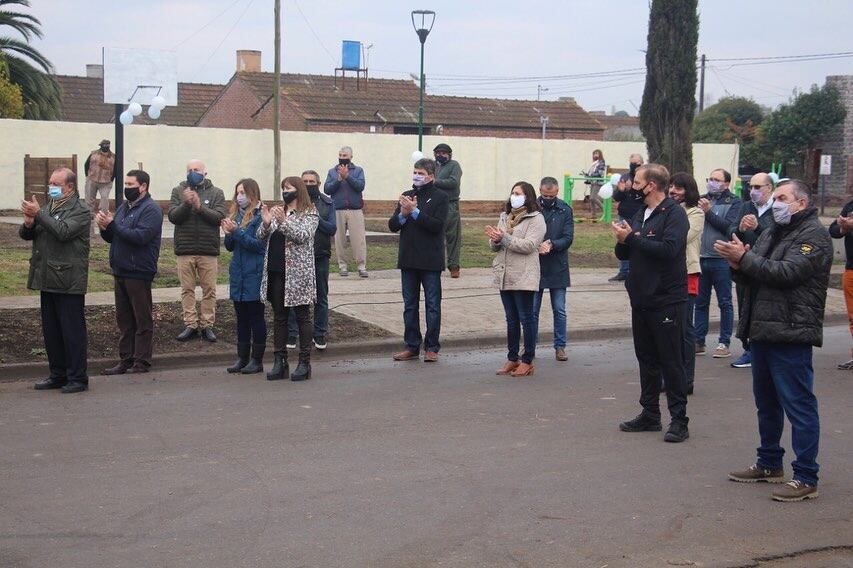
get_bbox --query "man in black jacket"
[716,179,831,502]
[609,153,644,282]
[727,172,776,368]
[97,169,163,375]
[388,158,449,363]
[612,163,689,443]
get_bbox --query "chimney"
[86,64,103,78]
[236,50,262,73]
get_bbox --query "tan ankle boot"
[511,362,535,377]
[496,360,520,375]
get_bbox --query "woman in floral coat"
[258,176,319,382]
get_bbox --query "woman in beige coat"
[486,182,547,377]
[669,172,703,394]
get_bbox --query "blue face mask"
[48,185,62,199]
[187,171,205,187]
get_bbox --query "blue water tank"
[342,40,361,70]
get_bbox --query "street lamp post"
[411,10,435,152]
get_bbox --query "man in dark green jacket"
[433,143,463,278]
[168,160,227,342]
[715,179,831,502]
[20,167,91,393]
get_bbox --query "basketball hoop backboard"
[103,47,178,106]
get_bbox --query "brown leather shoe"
[393,350,419,361]
[424,351,438,362]
[450,267,460,278]
[555,348,568,361]
[496,360,520,375]
[511,362,535,377]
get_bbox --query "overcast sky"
[30,0,853,114]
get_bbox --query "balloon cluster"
[119,95,167,126]
[598,173,622,200]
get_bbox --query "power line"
[173,0,243,49]
[709,50,853,62]
[199,0,256,73]
[292,0,337,66]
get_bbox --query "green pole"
[602,198,612,223]
[563,174,573,203]
[417,40,425,152]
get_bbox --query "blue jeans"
[500,290,537,364]
[533,288,567,349]
[288,256,330,341]
[751,341,820,486]
[694,257,734,346]
[401,269,442,353]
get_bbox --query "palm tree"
[0,0,60,119]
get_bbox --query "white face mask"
[510,194,526,209]
[771,199,794,225]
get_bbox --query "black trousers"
[40,291,88,383]
[735,283,749,351]
[631,303,688,425]
[267,271,312,363]
[115,277,154,366]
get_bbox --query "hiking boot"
[713,343,731,358]
[695,344,706,356]
[619,413,662,432]
[664,421,689,443]
[731,352,751,368]
[771,480,819,502]
[837,359,853,370]
[496,360,520,375]
[728,464,785,483]
[555,348,568,361]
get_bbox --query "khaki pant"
[85,178,112,214]
[334,209,367,272]
[176,255,218,329]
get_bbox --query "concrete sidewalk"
[1,267,848,344]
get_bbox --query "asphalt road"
[1,328,851,568]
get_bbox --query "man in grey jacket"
[433,143,463,278]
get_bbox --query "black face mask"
[282,190,298,204]
[629,163,639,175]
[306,184,320,199]
[124,186,141,202]
[338,158,351,166]
[100,145,110,152]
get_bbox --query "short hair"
[778,179,811,205]
[340,146,353,155]
[540,176,559,189]
[711,168,732,183]
[670,172,700,207]
[301,169,321,184]
[629,153,644,164]
[504,181,542,214]
[52,167,76,189]
[637,163,670,193]
[126,169,150,188]
[414,158,436,176]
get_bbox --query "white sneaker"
[314,338,327,351]
[286,341,297,349]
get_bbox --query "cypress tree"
[639,0,699,174]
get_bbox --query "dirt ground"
[0,299,391,365]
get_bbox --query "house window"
[393,125,431,135]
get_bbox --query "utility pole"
[540,115,549,140]
[114,104,124,207]
[698,53,706,112]
[273,0,282,196]
[537,84,549,101]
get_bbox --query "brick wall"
[818,76,853,197]
[197,79,261,129]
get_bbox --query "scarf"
[49,192,74,215]
[505,206,527,234]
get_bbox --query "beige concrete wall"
[0,119,738,209]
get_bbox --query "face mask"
[412,174,428,187]
[750,189,766,205]
[47,185,62,199]
[339,158,351,166]
[435,155,449,165]
[236,194,248,208]
[510,194,526,209]
[306,184,320,199]
[124,186,141,202]
[635,183,651,199]
[706,180,723,195]
[282,190,298,204]
[187,171,204,187]
[629,163,639,175]
[100,145,110,152]
[771,199,793,225]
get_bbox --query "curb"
[1,315,847,383]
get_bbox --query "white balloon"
[610,173,622,186]
[128,102,143,116]
[119,110,134,125]
[147,106,161,119]
[598,183,614,200]
[411,150,424,162]
[151,95,167,109]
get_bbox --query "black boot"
[227,342,251,373]
[291,361,311,381]
[266,352,289,381]
[241,343,266,374]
